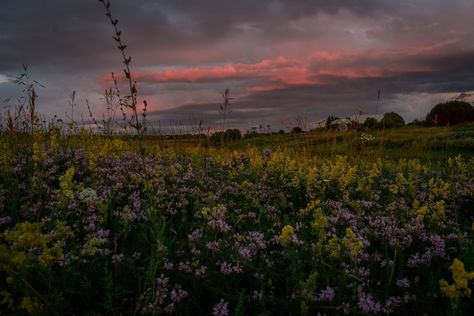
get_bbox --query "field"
[1,125,474,315]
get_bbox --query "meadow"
[1,125,474,315]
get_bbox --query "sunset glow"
[1,0,474,129]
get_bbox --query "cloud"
[142,48,474,130]
[0,74,9,84]
[1,0,474,130]
[104,56,314,87]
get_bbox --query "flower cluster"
[0,134,473,314]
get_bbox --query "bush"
[210,129,241,145]
[426,101,474,126]
[381,112,405,128]
[291,126,303,134]
[364,117,378,129]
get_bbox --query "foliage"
[364,117,378,129]
[426,101,474,127]
[210,129,242,145]
[381,112,405,128]
[291,126,303,133]
[0,132,474,315]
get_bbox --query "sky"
[1,0,474,131]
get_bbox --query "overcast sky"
[1,0,474,131]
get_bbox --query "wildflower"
[212,299,229,316]
[311,207,327,240]
[358,289,381,313]
[279,225,295,244]
[396,278,410,288]
[170,288,188,303]
[439,258,474,303]
[429,235,446,258]
[132,252,141,259]
[78,188,98,202]
[188,229,203,241]
[97,229,110,239]
[0,216,12,226]
[342,228,364,259]
[156,274,169,287]
[178,261,191,273]
[206,241,220,251]
[208,218,231,233]
[58,166,75,199]
[220,261,242,275]
[360,133,375,142]
[195,265,207,278]
[327,236,340,259]
[238,246,255,260]
[384,296,401,311]
[316,286,335,302]
[111,253,124,263]
[164,262,174,270]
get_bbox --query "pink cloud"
[247,84,286,93]
[129,56,297,83]
[101,45,445,93]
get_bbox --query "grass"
[0,0,473,313]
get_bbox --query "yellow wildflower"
[327,236,340,259]
[342,228,364,259]
[311,209,327,230]
[439,258,474,304]
[58,166,75,199]
[279,225,295,244]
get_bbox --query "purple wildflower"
[212,299,229,316]
[396,278,410,288]
[316,286,335,302]
[112,253,124,263]
[358,289,381,314]
[170,288,188,303]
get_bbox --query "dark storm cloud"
[145,49,474,130]
[1,0,474,129]
[0,0,383,71]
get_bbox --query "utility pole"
[376,88,381,116]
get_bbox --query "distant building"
[312,119,327,130]
[329,118,352,131]
[311,114,384,131]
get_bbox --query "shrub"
[364,117,378,129]
[381,112,405,128]
[426,101,474,126]
[291,126,303,134]
[210,129,241,145]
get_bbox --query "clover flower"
[212,299,229,316]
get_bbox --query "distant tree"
[364,117,378,129]
[278,129,285,135]
[209,129,241,145]
[291,126,303,134]
[225,128,241,141]
[381,112,405,128]
[407,119,425,127]
[426,101,474,126]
